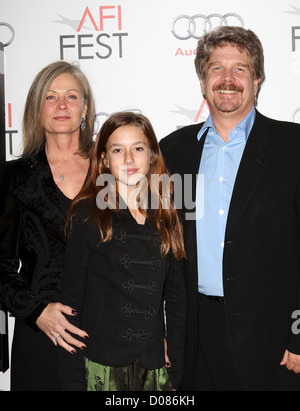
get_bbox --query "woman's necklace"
[50,163,65,181]
[47,158,67,181]
[46,146,77,182]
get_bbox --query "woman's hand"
[164,338,171,368]
[280,349,300,373]
[36,302,89,353]
[164,338,176,390]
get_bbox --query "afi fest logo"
[58,5,128,60]
[0,23,18,156]
[284,5,300,123]
[286,5,300,52]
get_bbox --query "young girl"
[58,112,186,391]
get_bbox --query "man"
[160,26,300,390]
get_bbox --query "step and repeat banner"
[1,0,300,390]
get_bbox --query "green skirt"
[84,357,173,391]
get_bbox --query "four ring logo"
[0,22,15,47]
[292,107,300,124]
[172,13,244,40]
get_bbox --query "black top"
[58,201,186,391]
[56,185,72,212]
[0,150,71,390]
[0,150,70,324]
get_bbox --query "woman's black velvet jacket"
[0,150,67,326]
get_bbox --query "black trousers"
[194,293,243,391]
[11,318,61,391]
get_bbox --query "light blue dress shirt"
[196,106,256,296]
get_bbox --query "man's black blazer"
[160,110,300,390]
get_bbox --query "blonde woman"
[0,61,95,390]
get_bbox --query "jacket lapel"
[192,128,208,204]
[225,111,272,239]
[32,150,67,222]
[181,127,208,211]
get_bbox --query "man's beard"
[213,83,244,113]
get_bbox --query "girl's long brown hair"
[67,111,186,260]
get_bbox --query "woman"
[58,112,187,391]
[0,61,95,390]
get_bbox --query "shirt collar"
[197,106,256,142]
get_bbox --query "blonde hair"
[22,61,95,157]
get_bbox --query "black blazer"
[160,110,300,390]
[58,203,186,391]
[0,150,67,325]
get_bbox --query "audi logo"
[292,107,300,123]
[172,13,244,40]
[0,22,15,47]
